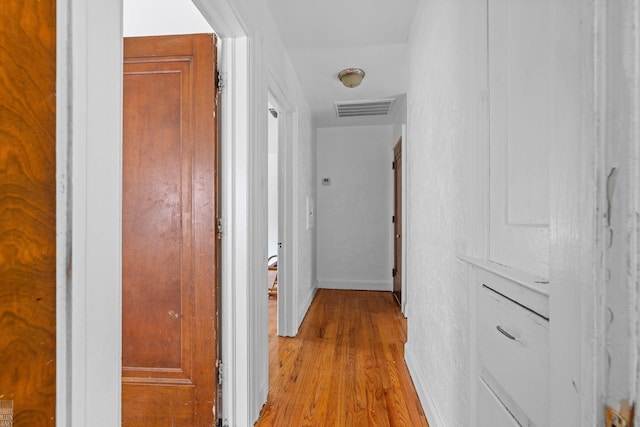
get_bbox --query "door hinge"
[605,401,634,427]
[392,161,395,170]
[216,418,229,427]
[392,268,396,277]
[216,217,224,240]
[392,215,395,223]
[215,70,224,93]
[216,360,224,385]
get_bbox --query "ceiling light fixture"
[338,68,365,88]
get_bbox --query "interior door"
[122,34,219,426]
[393,139,402,305]
[0,1,56,424]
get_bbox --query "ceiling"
[266,0,420,128]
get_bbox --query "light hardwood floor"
[255,289,429,426]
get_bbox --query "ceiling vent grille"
[335,98,395,118]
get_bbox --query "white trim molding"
[317,279,393,292]
[400,124,408,316]
[548,1,600,425]
[405,350,445,427]
[268,69,300,338]
[57,0,124,425]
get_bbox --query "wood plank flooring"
[255,289,429,427]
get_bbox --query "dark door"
[0,1,56,425]
[122,34,219,426]
[393,139,402,306]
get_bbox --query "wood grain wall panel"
[0,1,56,426]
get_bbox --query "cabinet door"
[488,0,552,278]
[477,379,520,427]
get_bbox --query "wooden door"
[393,139,402,306]
[0,1,56,425]
[122,34,219,426]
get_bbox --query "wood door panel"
[0,1,56,425]
[123,66,191,373]
[123,34,218,426]
[122,385,194,426]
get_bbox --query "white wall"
[392,93,407,143]
[296,110,318,321]
[404,1,486,426]
[124,0,213,36]
[316,125,394,291]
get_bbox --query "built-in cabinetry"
[465,0,553,424]
[465,260,549,427]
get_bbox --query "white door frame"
[400,124,408,316]
[56,0,266,425]
[56,1,124,425]
[268,71,299,338]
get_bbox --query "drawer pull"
[496,325,517,341]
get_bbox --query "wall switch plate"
[321,178,331,185]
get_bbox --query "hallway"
[4,0,632,424]
[255,290,428,426]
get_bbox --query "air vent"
[334,98,395,118]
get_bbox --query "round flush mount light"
[338,68,365,88]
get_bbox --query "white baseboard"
[317,278,392,291]
[405,347,445,427]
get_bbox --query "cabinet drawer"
[477,378,520,427]
[478,285,549,427]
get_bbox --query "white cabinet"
[478,281,549,426]
[469,264,550,427]
[468,0,554,424]
[477,379,520,427]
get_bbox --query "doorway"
[267,102,279,319]
[393,138,402,306]
[61,0,293,424]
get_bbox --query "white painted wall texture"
[404,1,486,426]
[392,93,407,143]
[297,112,318,320]
[316,125,394,291]
[124,0,213,36]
